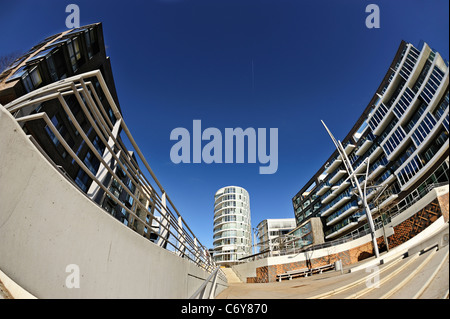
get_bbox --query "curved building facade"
[292,41,449,244]
[213,186,252,266]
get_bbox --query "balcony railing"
[420,66,446,105]
[393,87,416,120]
[321,189,353,217]
[325,200,359,226]
[399,46,420,81]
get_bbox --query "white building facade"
[256,218,296,254]
[213,186,252,266]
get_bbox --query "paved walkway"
[217,262,364,299]
[217,245,449,299]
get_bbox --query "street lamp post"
[321,121,380,259]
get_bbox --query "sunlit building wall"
[213,186,252,266]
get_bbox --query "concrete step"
[418,250,449,299]
[388,245,449,299]
[362,247,438,299]
[325,253,419,299]
[316,256,402,299]
[339,245,449,299]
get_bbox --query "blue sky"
[0,0,448,249]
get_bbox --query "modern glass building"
[0,23,122,200]
[213,186,252,266]
[292,40,449,243]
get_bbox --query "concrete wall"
[0,105,227,298]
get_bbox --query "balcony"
[353,160,368,175]
[356,139,373,156]
[321,190,336,205]
[337,142,356,160]
[368,163,386,181]
[420,66,446,105]
[397,138,448,190]
[331,180,351,197]
[316,182,331,196]
[326,201,359,226]
[329,169,347,184]
[358,194,398,221]
[368,146,383,163]
[357,185,381,205]
[343,142,356,155]
[368,102,389,133]
[321,190,352,217]
[382,126,407,160]
[324,158,342,174]
[411,112,438,149]
[379,194,399,210]
[332,193,352,209]
[325,222,358,239]
[325,215,361,240]
[393,87,416,122]
[398,45,421,83]
[372,108,396,136]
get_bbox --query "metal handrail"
[4,70,217,273]
[189,267,226,299]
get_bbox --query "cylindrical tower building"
[213,186,252,266]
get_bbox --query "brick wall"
[247,237,387,283]
[437,192,449,223]
[387,199,441,249]
[247,197,446,283]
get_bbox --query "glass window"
[83,151,100,175]
[30,67,42,87]
[46,54,59,81]
[73,37,81,60]
[75,169,90,192]
[7,65,27,82]
[22,74,34,93]
[45,115,63,146]
[85,29,93,59]
[67,39,78,72]
[92,135,105,155]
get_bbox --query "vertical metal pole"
[321,121,380,259]
[253,227,257,255]
[156,192,170,248]
[177,216,186,257]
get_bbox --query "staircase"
[221,268,243,283]
[310,243,449,299]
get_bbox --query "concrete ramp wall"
[0,105,227,298]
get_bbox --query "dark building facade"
[0,23,144,232]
